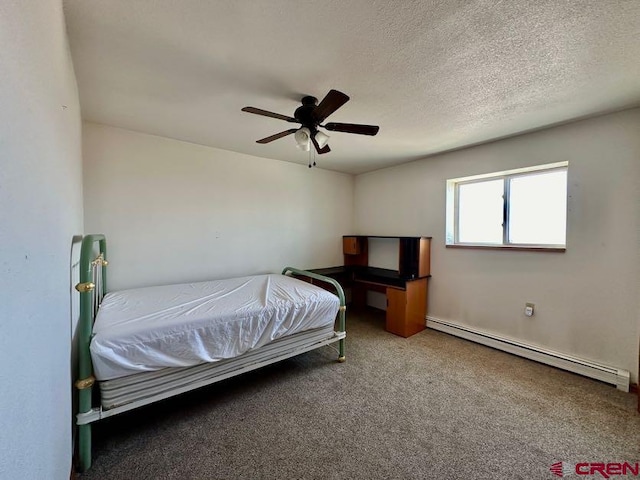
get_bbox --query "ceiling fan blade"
[256,129,298,144]
[242,107,299,123]
[311,135,331,154]
[313,90,350,123]
[324,122,379,136]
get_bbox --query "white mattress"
[90,274,339,381]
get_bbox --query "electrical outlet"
[525,303,535,317]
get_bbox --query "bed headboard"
[75,234,107,438]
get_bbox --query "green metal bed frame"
[74,234,347,472]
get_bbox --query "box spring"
[99,325,336,410]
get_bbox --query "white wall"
[355,109,640,383]
[83,123,354,290]
[0,1,83,479]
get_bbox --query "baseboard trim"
[426,316,630,392]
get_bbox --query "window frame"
[446,162,568,251]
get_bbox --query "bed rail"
[75,234,107,472]
[281,266,346,362]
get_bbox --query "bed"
[74,235,346,472]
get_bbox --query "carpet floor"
[79,308,639,479]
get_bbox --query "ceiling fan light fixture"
[295,127,311,151]
[315,130,330,149]
[242,89,378,156]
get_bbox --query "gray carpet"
[80,308,639,479]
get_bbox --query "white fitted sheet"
[90,274,339,381]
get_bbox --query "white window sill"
[446,244,566,252]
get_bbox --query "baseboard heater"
[426,316,630,392]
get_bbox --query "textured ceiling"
[63,0,640,174]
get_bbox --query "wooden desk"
[351,266,429,337]
[305,235,432,338]
[345,235,431,338]
[308,265,430,338]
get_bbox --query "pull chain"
[308,147,317,168]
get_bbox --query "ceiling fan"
[241,89,379,155]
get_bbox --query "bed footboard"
[281,266,347,362]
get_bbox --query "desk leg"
[385,279,427,338]
[352,283,366,308]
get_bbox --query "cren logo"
[551,461,640,478]
[550,462,575,477]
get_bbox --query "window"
[446,162,568,250]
